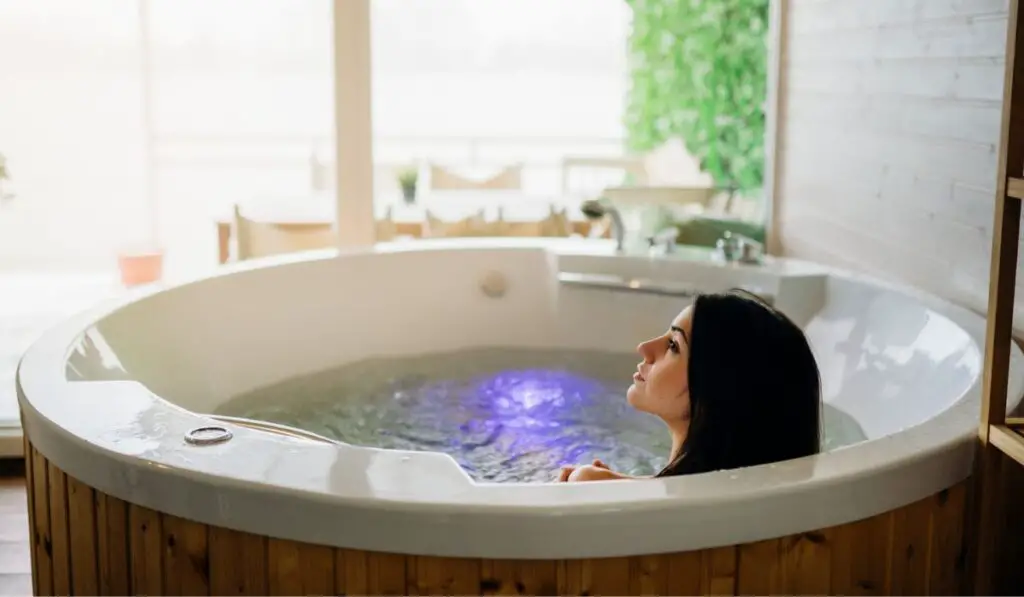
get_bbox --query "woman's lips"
[633,370,645,383]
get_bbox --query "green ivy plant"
[624,0,769,192]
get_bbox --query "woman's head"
[626,288,822,477]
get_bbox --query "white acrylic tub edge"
[16,239,1024,559]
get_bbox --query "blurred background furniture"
[559,137,764,248]
[233,204,336,261]
[217,192,600,264]
[428,163,523,191]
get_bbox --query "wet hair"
[655,288,822,477]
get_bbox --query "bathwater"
[217,347,867,483]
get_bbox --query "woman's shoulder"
[568,465,643,482]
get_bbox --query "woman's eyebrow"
[670,325,689,346]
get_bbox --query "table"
[214,191,596,264]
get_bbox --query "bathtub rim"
[16,239,1024,559]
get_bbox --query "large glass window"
[0,0,631,272]
[371,0,630,203]
[0,0,148,269]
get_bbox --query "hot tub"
[17,238,1024,596]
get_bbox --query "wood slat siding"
[24,437,969,596]
[773,0,1024,329]
[775,3,1024,591]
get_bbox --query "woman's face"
[627,306,693,424]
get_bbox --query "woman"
[557,288,822,482]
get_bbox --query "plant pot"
[117,249,165,287]
[401,184,417,204]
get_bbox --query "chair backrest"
[428,164,522,191]
[424,209,496,237]
[559,156,648,196]
[489,205,574,238]
[233,205,336,261]
[376,205,399,242]
[233,203,408,259]
[641,138,715,187]
[540,206,573,237]
[560,138,715,196]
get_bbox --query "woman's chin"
[626,385,641,408]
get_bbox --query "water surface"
[218,347,867,483]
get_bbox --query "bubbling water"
[217,347,867,483]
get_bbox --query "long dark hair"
[655,289,822,477]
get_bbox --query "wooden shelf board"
[1007,177,1024,200]
[989,424,1024,466]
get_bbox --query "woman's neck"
[666,420,688,461]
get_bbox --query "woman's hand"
[556,459,613,482]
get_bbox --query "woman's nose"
[637,339,655,360]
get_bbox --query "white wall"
[773,0,1015,328]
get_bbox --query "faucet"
[715,230,764,264]
[580,198,626,252]
[646,226,680,255]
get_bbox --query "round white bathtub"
[17,238,1024,596]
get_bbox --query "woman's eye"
[668,339,679,354]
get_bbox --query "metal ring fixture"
[184,425,233,446]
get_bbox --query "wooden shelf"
[975,0,1024,592]
[990,424,1024,466]
[1007,177,1024,200]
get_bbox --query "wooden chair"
[375,205,400,242]
[560,138,717,212]
[423,209,492,238]
[233,205,336,261]
[560,155,648,197]
[494,205,573,238]
[233,205,402,260]
[428,164,523,191]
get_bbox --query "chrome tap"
[580,198,626,252]
[646,226,680,255]
[715,231,764,264]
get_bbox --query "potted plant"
[397,167,418,204]
[116,160,164,288]
[117,243,164,288]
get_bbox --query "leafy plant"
[397,166,418,203]
[397,167,418,188]
[624,0,769,192]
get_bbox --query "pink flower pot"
[117,250,164,287]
